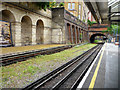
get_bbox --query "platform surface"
[77,43,119,89]
[0,44,66,55]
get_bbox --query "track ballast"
[23,44,103,90]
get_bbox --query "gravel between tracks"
[1,44,96,88]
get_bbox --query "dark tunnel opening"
[90,33,107,43]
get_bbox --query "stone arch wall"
[1,3,52,46]
[1,3,89,46]
[36,19,44,44]
[1,10,16,45]
[65,20,85,44]
[1,10,15,22]
[66,20,89,44]
[34,17,52,44]
[21,15,32,46]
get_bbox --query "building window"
[72,3,75,9]
[68,3,71,10]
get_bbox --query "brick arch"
[89,32,107,38]
[90,33,107,43]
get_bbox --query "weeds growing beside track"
[1,44,97,88]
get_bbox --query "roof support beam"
[84,1,100,23]
[111,20,120,22]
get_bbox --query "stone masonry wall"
[1,3,52,46]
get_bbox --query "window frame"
[68,3,71,10]
[72,3,75,10]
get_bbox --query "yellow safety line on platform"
[89,43,106,89]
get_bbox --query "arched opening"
[1,10,16,46]
[84,31,87,41]
[67,23,72,43]
[1,10,15,22]
[72,25,76,44]
[76,27,79,43]
[36,20,44,44]
[79,28,82,42]
[81,29,84,42]
[21,16,32,46]
[90,33,107,43]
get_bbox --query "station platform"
[0,44,66,55]
[77,43,119,89]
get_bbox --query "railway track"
[23,44,103,90]
[0,45,74,66]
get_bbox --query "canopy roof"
[84,0,120,24]
[108,0,120,24]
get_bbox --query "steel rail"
[22,44,100,90]
[70,45,102,90]
[1,45,73,66]
[33,45,99,89]
[51,45,101,90]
